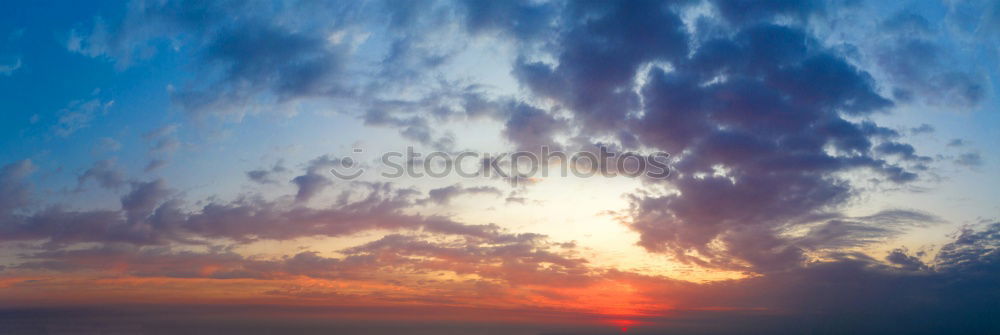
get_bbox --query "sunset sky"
[1,0,999,334]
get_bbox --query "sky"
[0,0,998,334]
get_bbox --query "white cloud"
[52,98,114,137]
[0,57,21,76]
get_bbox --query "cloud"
[175,184,498,243]
[4,2,996,333]
[947,138,966,147]
[405,0,935,273]
[143,124,181,156]
[456,0,557,40]
[14,245,372,280]
[0,174,527,247]
[955,152,983,167]
[886,247,928,271]
[290,155,344,203]
[792,210,940,251]
[144,159,168,173]
[76,159,127,191]
[589,224,1000,333]
[0,180,171,247]
[910,123,935,135]
[68,1,358,119]
[51,98,114,137]
[92,137,122,154]
[13,226,587,288]
[353,85,514,153]
[121,179,172,224]
[6,221,999,334]
[501,102,566,151]
[512,0,689,134]
[246,161,287,185]
[612,23,910,271]
[172,23,350,119]
[150,138,180,154]
[0,207,145,246]
[363,106,452,150]
[423,184,503,205]
[711,0,824,25]
[65,2,230,68]
[875,12,988,109]
[142,124,179,140]
[0,56,20,76]
[874,142,932,162]
[935,222,1000,272]
[0,160,35,217]
[341,233,590,287]
[360,92,493,151]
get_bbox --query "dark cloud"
[910,123,935,135]
[343,233,590,287]
[710,0,824,25]
[874,142,932,162]
[590,224,1000,334]
[935,222,1000,272]
[501,102,565,151]
[881,11,933,35]
[0,160,34,217]
[290,155,344,203]
[452,0,929,274]
[354,84,519,152]
[505,196,528,205]
[363,104,454,151]
[15,229,587,288]
[14,244,376,280]
[121,179,172,224]
[45,0,959,258]
[70,1,358,119]
[886,247,928,271]
[0,179,170,247]
[246,161,287,185]
[513,0,689,133]
[955,152,983,167]
[174,184,507,243]
[0,178,524,247]
[10,211,585,289]
[7,221,999,334]
[423,184,503,205]
[173,23,350,119]
[4,2,990,333]
[793,210,940,251]
[372,0,461,88]
[0,207,148,246]
[619,25,912,271]
[76,159,126,191]
[876,28,987,108]
[456,0,557,40]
